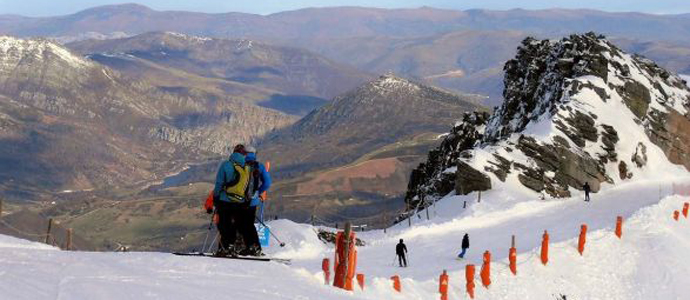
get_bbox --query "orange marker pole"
[674,210,680,221]
[322,258,330,285]
[466,265,476,299]
[261,161,270,200]
[356,273,365,290]
[541,230,549,265]
[439,270,449,300]
[509,247,517,275]
[578,224,588,256]
[480,251,491,288]
[683,203,689,218]
[391,275,401,292]
[615,216,623,239]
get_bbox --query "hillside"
[0,36,294,201]
[261,74,483,174]
[38,75,483,251]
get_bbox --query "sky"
[1,0,689,17]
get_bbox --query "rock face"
[455,161,491,195]
[406,33,690,210]
[404,111,488,207]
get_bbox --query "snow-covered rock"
[407,33,690,208]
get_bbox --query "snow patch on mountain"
[681,74,690,87]
[0,36,92,69]
[163,31,212,43]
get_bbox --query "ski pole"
[255,216,286,247]
[200,209,215,254]
[207,233,219,253]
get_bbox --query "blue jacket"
[246,153,272,195]
[213,152,246,204]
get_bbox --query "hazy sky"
[1,0,689,17]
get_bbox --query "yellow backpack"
[224,162,251,203]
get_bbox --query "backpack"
[224,161,252,203]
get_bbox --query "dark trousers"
[238,206,260,249]
[585,192,590,201]
[216,203,241,250]
[397,253,407,267]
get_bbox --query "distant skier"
[583,182,591,202]
[396,239,408,267]
[458,233,470,259]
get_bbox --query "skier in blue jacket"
[212,144,253,256]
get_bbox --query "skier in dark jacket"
[396,239,408,267]
[212,144,252,257]
[583,182,591,202]
[458,233,470,258]
[237,146,272,256]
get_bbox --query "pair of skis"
[172,252,291,265]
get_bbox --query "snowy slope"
[4,178,690,299]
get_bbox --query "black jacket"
[462,234,470,249]
[396,243,407,255]
[583,183,591,193]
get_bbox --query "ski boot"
[214,245,237,257]
[239,244,264,257]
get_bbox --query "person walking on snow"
[211,144,253,257]
[396,239,408,267]
[583,182,591,202]
[458,233,470,259]
[238,146,272,256]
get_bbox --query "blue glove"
[249,195,261,207]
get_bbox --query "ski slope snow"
[3,177,690,299]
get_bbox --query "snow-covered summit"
[0,35,92,69]
[407,33,690,207]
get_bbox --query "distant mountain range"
[3,4,690,106]
[67,32,371,103]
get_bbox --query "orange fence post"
[683,203,689,218]
[578,224,588,256]
[439,270,449,300]
[466,265,476,299]
[391,275,401,292]
[541,230,549,265]
[356,273,365,290]
[480,251,491,288]
[674,210,680,221]
[615,216,623,239]
[322,258,330,285]
[509,247,517,275]
[333,223,357,291]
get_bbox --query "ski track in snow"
[3,178,690,299]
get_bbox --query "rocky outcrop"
[406,32,690,207]
[455,161,492,195]
[405,111,488,208]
